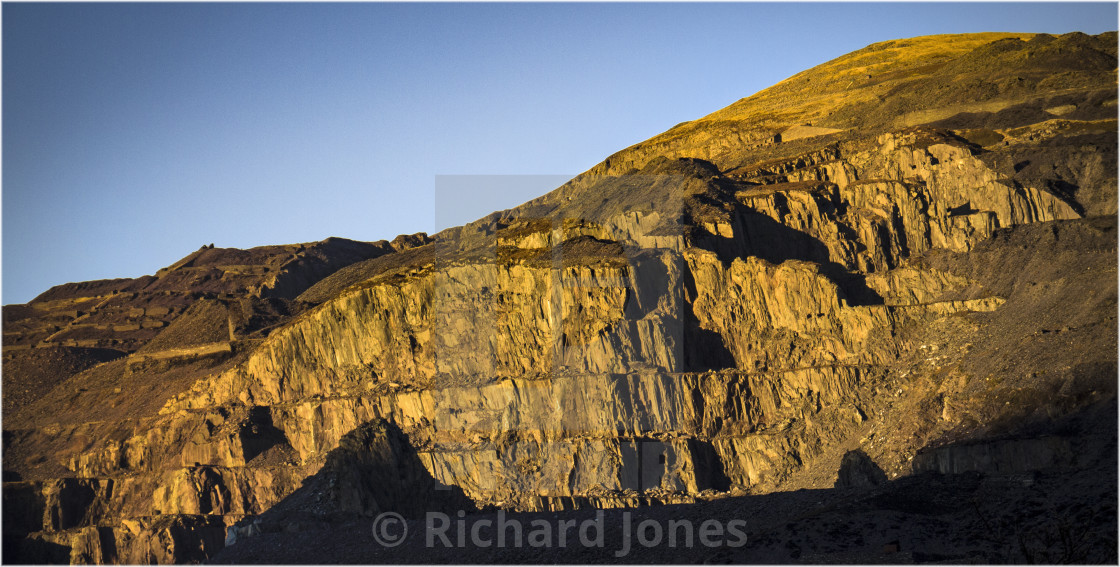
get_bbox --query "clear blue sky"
[3,2,1116,304]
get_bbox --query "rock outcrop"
[3,31,1116,563]
[834,449,887,489]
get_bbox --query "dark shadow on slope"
[736,209,833,265]
[2,481,49,562]
[225,418,476,546]
[817,264,885,307]
[680,265,736,372]
[916,394,1118,477]
[834,449,888,490]
[681,325,736,372]
[210,400,1118,564]
[2,535,70,564]
[929,89,1118,132]
[238,406,291,463]
[688,439,731,492]
[690,208,884,306]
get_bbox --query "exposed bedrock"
[2,31,1115,563]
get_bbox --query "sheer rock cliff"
[3,31,1116,563]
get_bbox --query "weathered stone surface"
[2,31,1115,563]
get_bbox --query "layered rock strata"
[2,31,1116,563]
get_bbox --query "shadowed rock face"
[835,450,887,489]
[219,417,475,545]
[3,32,1117,563]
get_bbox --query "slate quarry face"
[2,31,1117,564]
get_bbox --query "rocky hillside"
[2,32,1116,564]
